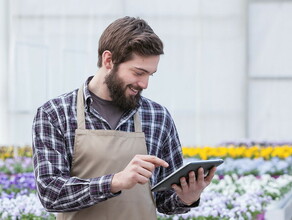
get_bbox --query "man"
[32,16,216,220]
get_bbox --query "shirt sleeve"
[155,110,200,214]
[32,107,120,212]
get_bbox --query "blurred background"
[0,0,292,146]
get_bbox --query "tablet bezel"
[151,159,224,192]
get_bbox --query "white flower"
[1,211,9,219]
[249,205,256,212]
[210,209,218,217]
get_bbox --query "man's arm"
[32,107,120,212]
[154,110,207,214]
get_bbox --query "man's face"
[105,54,160,111]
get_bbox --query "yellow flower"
[182,145,292,160]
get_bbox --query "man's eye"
[135,72,143,76]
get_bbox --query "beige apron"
[57,86,157,220]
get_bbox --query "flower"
[0,157,33,174]
[0,194,55,219]
[182,145,292,160]
[158,174,292,220]
[0,173,36,199]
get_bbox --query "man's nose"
[138,76,149,89]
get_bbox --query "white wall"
[0,0,9,145]
[248,1,292,141]
[1,0,292,146]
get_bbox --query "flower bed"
[182,145,292,160]
[0,146,32,160]
[0,194,55,220]
[0,173,36,199]
[185,157,292,176]
[1,172,291,220]
[1,144,292,160]
[1,156,292,177]
[158,174,292,220]
[0,145,292,219]
[0,157,33,174]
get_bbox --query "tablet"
[151,159,224,192]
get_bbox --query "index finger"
[138,155,169,168]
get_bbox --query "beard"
[104,66,142,111]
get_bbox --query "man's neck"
[88,69,112,101]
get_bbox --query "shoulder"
[36,89,78,122]
[140,96,170,114]
[139,96,173,126]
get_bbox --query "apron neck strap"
[77,85,142,132]
[133,111,142,132]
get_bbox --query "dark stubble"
[104,66,141,111]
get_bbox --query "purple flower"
[0,173,36,199]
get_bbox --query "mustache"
[129,85,143,92]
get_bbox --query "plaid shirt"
[32,77,197,215]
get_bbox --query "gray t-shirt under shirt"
[89,91,124,129]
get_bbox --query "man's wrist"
[177,196,200,207]
[187,198,200,207]
[110,173,122,193]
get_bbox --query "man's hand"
[172,167,216,205]
[111,155,169,193]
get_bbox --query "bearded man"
[32,16,216,220]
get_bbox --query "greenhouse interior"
[0,0,292,219]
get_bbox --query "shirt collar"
[83,76,94,111]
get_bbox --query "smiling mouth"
[129,86,141,95]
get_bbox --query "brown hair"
[97,16,164,67]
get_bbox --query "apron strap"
[133,112,142,133]
[77,85,86,130]
[77,85,143,132]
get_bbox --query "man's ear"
[102,50,113,71]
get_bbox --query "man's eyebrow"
[133,67,157,74]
